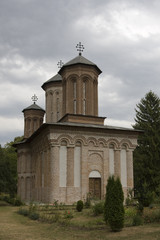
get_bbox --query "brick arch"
[53,89,61,95]
[107,138,120,149]
[81,74,92,81]
[73,135,87,146]
[87,137,98,147]
[57,134,73,145]
[48,90,53,95]
[89,151,103,159]
[119,139,134,149]
[88,153,103,186]
[67,74,79,81]
[97,138,107,147]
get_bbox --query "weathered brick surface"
[17,129,137,204]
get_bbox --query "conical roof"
[59,55,102,74]
[41,73,62,90]
[22,103,45,112]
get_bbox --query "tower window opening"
[83,81,86,115]
[73,80,77,114]
[56,97,59,121]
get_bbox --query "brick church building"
[15,43,140,204]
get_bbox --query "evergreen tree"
[104,176,124,232]
[133,91,160,203]
[0,136,23,197]
[104,175,115,223]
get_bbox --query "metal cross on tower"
[31,94,38,104]
[76,42,84,56]
[57,60,64,69]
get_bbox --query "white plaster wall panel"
[109,149,114,175]
[74,146,81,187]
[59,146,67,187]
[121,149,127,187]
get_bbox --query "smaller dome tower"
[41,73,62,123]
[22,94,45,139]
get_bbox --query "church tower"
[15,42,140,204]
[22,95,45,139]
[59,42,102,117]
[41,72,62,123]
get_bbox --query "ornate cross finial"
[76,42,84,56]
[31,94,38,104]
[57,60,64,69]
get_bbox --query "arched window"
[83,81,86,114]
[33,118,37,131]
[56,97,59,121]
[49,91,53,121]
[73,80,77,114]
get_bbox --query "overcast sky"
[1,0,160,146]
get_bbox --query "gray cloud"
[1,0,160,145]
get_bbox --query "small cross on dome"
[31,94,38,104]
[76,42,84,56]
[57,60,64,69]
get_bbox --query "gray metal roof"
[22,103,45,112]
[59,55,102,74]
[14,121,142,146]
[41,73,62,89]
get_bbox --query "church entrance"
[89,171,101,199]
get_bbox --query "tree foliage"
[133,91,160,204]
[104,176,124,232]
[0,136,23,197]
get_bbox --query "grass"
[0,204,160,240]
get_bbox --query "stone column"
[114,149,121,178]
[127,150,134,189]
[49,145,59,202]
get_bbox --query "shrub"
[29,212,40,220]
[92,201,104,216]
[1,194,23,206]
[18,207,29,216]
[84,193,91,208]
[132,214,143,226]
[143,209,160,223]
[14,197,23,206]
[76,200,84,212]
[104,176,124,232]
[64,210,73,219]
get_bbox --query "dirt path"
[0,206,160,240]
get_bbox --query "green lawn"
[0,205,160,240]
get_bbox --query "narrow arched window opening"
[56,97,59,121]
[83,81,86,115]
[73,80,77,114]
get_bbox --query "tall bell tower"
[59,42,102,118]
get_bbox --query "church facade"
[15,45,140,204]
